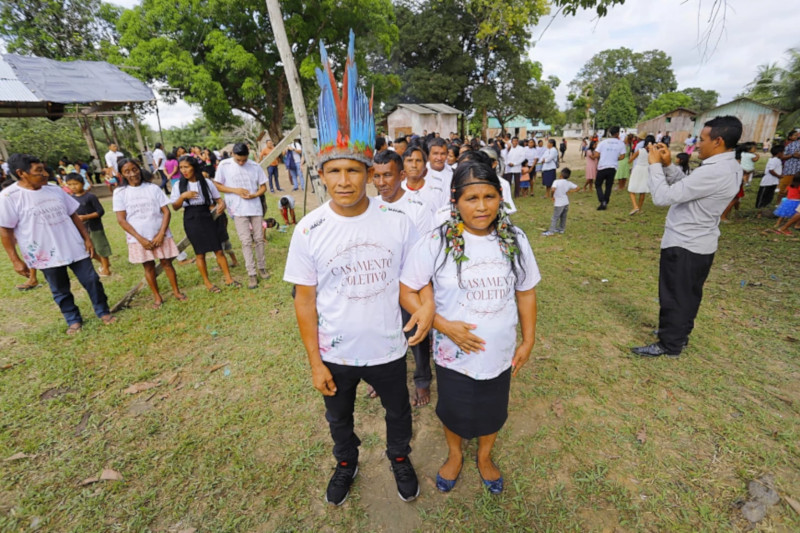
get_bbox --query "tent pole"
[98,117,112,145]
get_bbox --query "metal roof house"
[692,98,782,143]
[637,107,697,146]
[386,103,462,140]
[487,116,551,139]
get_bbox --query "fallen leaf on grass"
[269,309,279,317]
[784,495,800,515]
[665,389,676,401]
[636,426,647,444]
[551,399,564,418]
[1,359,23,371]
[785,336,798,343]
[100,469,123,481]
[123,381,159,395]
[166,372,180,385]
[209,362,230,373]
[4,452,34,462]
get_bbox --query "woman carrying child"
[170,156,239,292]
[113,158,186,309]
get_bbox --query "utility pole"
[264,0,324,202]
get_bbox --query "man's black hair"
[373,149,404,169]
[560,168,571,179]
[280,197,290,208]
[375,136,387,152]
[65,172,84,183]
[232,142,249,156]
[8,153,41,178]
[771,144,783,156]
[394,136,407,145]
[402,145,427,162]
[704,115,742,149]
[426,137,447,150]
[608,126,620,137]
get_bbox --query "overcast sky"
[109,0,800,130]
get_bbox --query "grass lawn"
[1,166,799,532]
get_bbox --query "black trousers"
[658,247,715,353]
[754,185,776,209]
[504,173,521,198]
[595,168,616,205]
[323,357,412,463]
[401,309,432,389]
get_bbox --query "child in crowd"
[104,167,118,193]
[583,140,598,192]
[773,173,800,229]
[756,145,783,212]
[0,153,115,334]
[676,153,691,176]
[279,195,297,225]
[66,173,112,277]
[113,158,186,309]
[543,168,578,236]
[739,142,760,187]
[520,160,531,197]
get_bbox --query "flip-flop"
[175,293,188,301]
[100,315,117,325]
[226,280,242,288]
[16,283,40,291]
[207,285,221,293]
[66,323,82,335]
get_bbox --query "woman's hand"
[182,191,199,200]
[511,342,534,377]
[404,301,434,345]
[137,236,153,250]
[440,319,485,354]
[151,232,165,248]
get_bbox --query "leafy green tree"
[595,79,637,128]
[116,0,399,141]
[568,48,677,117]
[744,50,800,132]
[0,0,121,60]
[643,92,694,120]
[680,87,718,113]
[0,118,92,166]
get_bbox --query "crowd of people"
[1,32,797,509]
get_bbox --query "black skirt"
[435,364,512,439]
[183,205,222,254]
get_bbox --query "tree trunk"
[481,107,488,141]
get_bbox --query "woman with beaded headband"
[400,157,540,495]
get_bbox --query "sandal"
[207,285,221,293]
[226,280,242,288]
[100,314,117,325]
[66,323,82,335]
[152,301,163,310]
[16,282,40,291]
[174,292,188,301]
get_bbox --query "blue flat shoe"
[477,458,503,494]
[436,458,463,493]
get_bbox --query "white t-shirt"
[214,158,267,217]
[551,178,578,207]
[0,183,88,269]
[596,138,627,170]
[401,179,440,214]
[426,163,453,207]
[401,228,540,379]
[283,198,419,367]
[280,195,295,209]
[375,192,434,235]
[762,156,782,187]
[112,182,173,244]
[169,179,221,207]
[740,152,757,172]
[152,148,167,171]
[105,150,124,174]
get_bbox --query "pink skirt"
[127,236,180,264]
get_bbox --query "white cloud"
[529,0,800,109]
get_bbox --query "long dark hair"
[116,158,153,187]
[436,156,526,286]
[177,155,213,205]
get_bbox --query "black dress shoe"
[597,203,606,211]
[631,342,681,358]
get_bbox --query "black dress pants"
[323,357,412,463]
[658,247,715,353]
[595,168,616,205]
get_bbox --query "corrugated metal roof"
[398,103,437,115]
[0,56,40,102]
[0,53,154,105]
[420,103,463,115]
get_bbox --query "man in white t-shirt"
[373,149,435,407]
[152,142,167,192]
[283,33,421,506]
[104,144,124,177]
[505,137,526,198]
[214,142,268,289]
[0,153,115,334]
[401,145,440,214]
[594,126,628,210]
[425,137,453,207]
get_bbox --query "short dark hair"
[394,136,407,145]
[426,137,447,151]
[65,173,84,183]
[560,168,571,179]
[704,115,742,149]
[373,149,403,170]
[233,142,249,156]
[403,145,427,163]
[771,144,783,156]
[279,197,290,208]
[375,136,387,152]
[608,126,620,136]
[8,153,41,177]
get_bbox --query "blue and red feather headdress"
[315,30,375,168]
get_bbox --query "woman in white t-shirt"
[627,135,654,215]
[114,159,185,309]
[400,158,540,495]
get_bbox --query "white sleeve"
[400,231,439,291]
[514,231,541,291]
[283,227,317,286]
[207,180,221,200]
[214,163,227,186]
[256,165,268,186]
[155,185,170,207]
[169,183,182,204]
[0,191,18,229]
[112,188,125,212]
[567,181,578,191]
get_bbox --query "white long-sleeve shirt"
[648,151,742,254]
[541,147,559,171]
[505,145,526,173]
